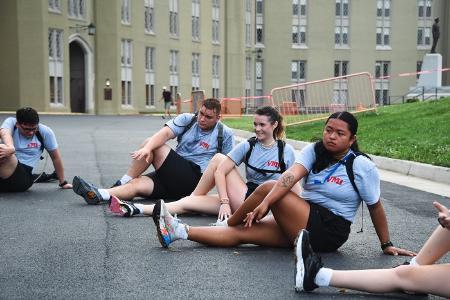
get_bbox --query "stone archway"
[69,41,86,113]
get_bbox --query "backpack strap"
[177,113,198,144]
[35,130,45,153]
[244,137,286,175]
[344,153,361,200]
[216,122,223,153]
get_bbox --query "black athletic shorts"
[245,181,259,200]
[0,162,34,192]
[145,149,202,201]
[306,202,351,252]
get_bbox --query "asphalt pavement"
[0,114,448,299]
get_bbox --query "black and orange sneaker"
[72,176,103,205]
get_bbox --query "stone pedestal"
[417,53,442,88]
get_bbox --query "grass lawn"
[222,98,450,167]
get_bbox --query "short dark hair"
[202,98,222,115]
[16,107,39,125]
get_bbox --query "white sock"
[314,267,333,287]
[98,189,110,201]
[120,174,132,185]
[134,203,145,215]
[174,222,188,240]
[409,257,420,266]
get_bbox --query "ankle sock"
[120,174,132,185]
[314,267,332,287]
[175,223,188,240]
[134,203,145,215]
[409,257,419,266]
[98,189,110,201]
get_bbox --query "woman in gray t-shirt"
[109,106,300,221]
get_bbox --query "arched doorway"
[69,42,86,113]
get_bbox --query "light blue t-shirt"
[1,117,58,168]
[165,113,234,172]
[296,143,380,222]
[227,139,296,185]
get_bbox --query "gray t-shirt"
[227,139,296,185]
[1,117,58,168]
[165,113,234,172]
[296,143,380,222]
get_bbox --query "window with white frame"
[48,29,64,105]
[170,0,179,37]
[335,0,349,47]
[291,60,306,82]
[255,0,264,45]
[417,0,432,46]
[48,0,61,12]
[292,0,307,46]
[212,0,220,43]
[192,53,200,90]
[334,61,349,104]
[169,50,179,75]
[376,0,391,47]
[375,60,390,104]
[255,60,263,96]
[245,0,252,47]
[121,0,131,25]
[121,39,133,106]
[145,47,155,106]
[192,0,200,41]
[144,0,154,33]
[68,0,85,19]
[212,55,220,98]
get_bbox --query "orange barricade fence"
[270,72,377,126]
[220,98,242,118]
[239,96,273,115]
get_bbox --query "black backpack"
[176,113,224,153]
[243,137,287,175]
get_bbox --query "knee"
[211,153,226,166]
[392,265,414,285]
[256,180,277,194]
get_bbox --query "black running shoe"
[294,229,323,292]
[72,176,103,205]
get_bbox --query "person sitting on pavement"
[151,111,415,257]
[109,106,301,221]
[0,107,72,192]
[294,201,450,298]
[72,98,234,205]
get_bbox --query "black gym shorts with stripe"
[0,162,34,192]
[144,149,202,201]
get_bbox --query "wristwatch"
[59,180,68,187]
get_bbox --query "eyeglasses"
[19,124,38,132]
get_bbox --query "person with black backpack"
[109,106,300,220]
[0,107,72,192]
[72,98,234,205]
[151,111,414,257]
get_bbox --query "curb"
[231,128,450,185]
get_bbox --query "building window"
[169,50,179,75]
[291,60,306,82]
[376,0,391,47]
[212,55,220,98]
[68,0,85,19]
[121,39,133,106]
[212,0,220,43]
[145,47,155,106]
[255,60,263,96]
[255,0,264,45]
[417,0,432,46]
[334,61,349,104]
[245,0,252,47]
[121,0,131,25]
[192,53,200,90]
[48,29,64,105]
[335,0,349,47]
[48,0,61,12]
[144,0,154,33]
[375,61,390,105]
[170,0,179,37]
[192,0,200,41]
[292,0,307,46]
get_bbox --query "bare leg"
[190,153,227,196]
[0,154,18,179]
[415,226,450,265]
[142,195,222,216]
[125,141,171,178]
[330,264,450,297]
[188,216,290,247]
[106,176,154,200]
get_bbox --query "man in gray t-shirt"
[0,107,72,192]
[72,98,234,205]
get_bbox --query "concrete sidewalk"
[232,128,450,198]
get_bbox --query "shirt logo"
[199,141,210,150]
[267,160,279,168]
[327,176,343,185]
[27,142,39,149]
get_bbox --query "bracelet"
[381,240,394,250]
[220,198,230,205]
[59,180,68,187]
